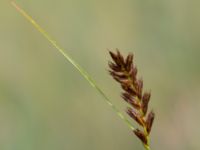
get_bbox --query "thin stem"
[144,135,151,150]
[11,2,154,150]
[11,1,135,131]
[144,145,151,150]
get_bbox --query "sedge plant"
[11,1,155,150]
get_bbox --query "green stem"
[144,145,151,150]
[11,0,135,131]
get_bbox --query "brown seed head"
[108,49,155,146]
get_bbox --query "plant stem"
[144,145,151,150]
[11,0,135,131]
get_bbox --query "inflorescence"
[108,49,155,148]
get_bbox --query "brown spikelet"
[125,53,133,71]
[133,129,148,145]
[127,108,144,126]
[136,78,143,99]
[141,92,151,115]
[121,93,140,109]
[108,49,155,147]
[146,110,155,134]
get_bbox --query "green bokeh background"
[0,0,200,150]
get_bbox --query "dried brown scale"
[146,110,155,134]
[134,129,148,145]
[141,92,151,115]
[135,79,143,99]
[127,108,144,126]
[108,49,155,147]
[125,54,133,71]
[109,71,127,78]
[121,93,140,109]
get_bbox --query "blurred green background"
[0,0,200,150]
